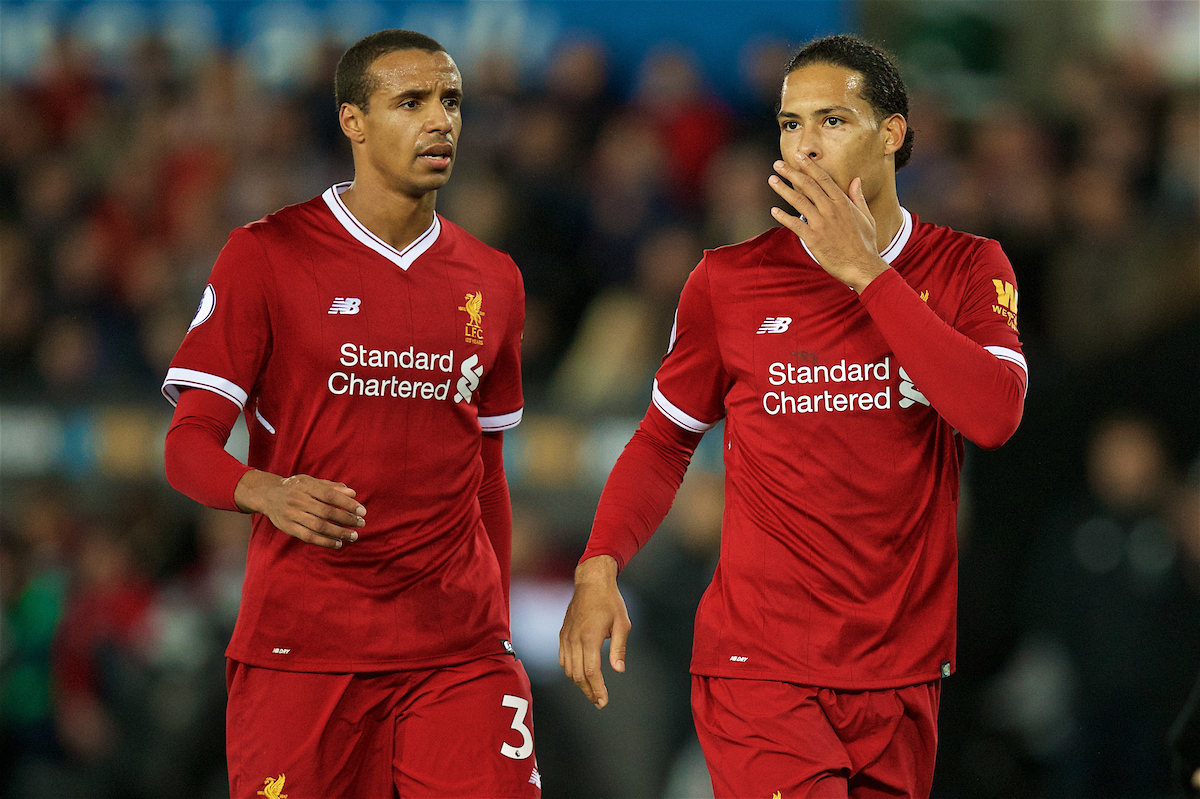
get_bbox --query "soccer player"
[162,30,540,799]
[559,34,1027,797]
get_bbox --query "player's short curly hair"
[335,29,447,113]
[786,34,915,170]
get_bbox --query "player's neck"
[339,181,438,252]
[870,186,904,255]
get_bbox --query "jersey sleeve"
[651,258,730,433]
[952,238,1028,381]
[476,257,525,432]
[859,238,1027,449]
[162,227,273,410]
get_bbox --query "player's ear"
[881,113,906,157]
[339,102,367,144]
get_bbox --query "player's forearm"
[582,405,702,570]
[478,432,513,613]
[164,390,253,511]
[860,268,1025,449]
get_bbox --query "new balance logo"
[756,317,792,334]
[529,768,542,789]
[329,297,361,315]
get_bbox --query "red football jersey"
[653,209,1026,689]
[163,184,525,672]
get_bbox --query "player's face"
[777,62,900,201]
[354,48,463,196]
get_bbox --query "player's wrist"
[575,554,619,586]
[233,469,284,515]
[850,258,890,294]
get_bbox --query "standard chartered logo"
[325,341,486,405]
[454,354,484,403]
[760,357,934,416]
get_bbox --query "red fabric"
[164,387,250,512]
[692,675,939,798]
[859,265,1025,449]
[478,431,512,616]
[226,654,540,799]
[583,212,1027,690]
[162,188,523,672]
[580,404,701,571]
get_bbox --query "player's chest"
[712,260,963,393]
[270,259,502,374]
[715,268,885,377]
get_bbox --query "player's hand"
[559,555,631,709]
[234,470,366,549]
[768,154,888,293]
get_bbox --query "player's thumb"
[849,178,871,216]
[610,623,629,673]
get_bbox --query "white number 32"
[500,694,533,760]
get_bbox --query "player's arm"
[857,262,1026,449]
[559,403,702,708]
[768,156,1026,447]
[478,430,513,619]
[165,388,366,549]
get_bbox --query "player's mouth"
[418,143,453,169]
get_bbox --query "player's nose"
[425,104,454,133]
[796,131,820,161]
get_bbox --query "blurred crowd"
[2,7,1199,799]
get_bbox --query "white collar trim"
[799,206,913,266]
[322,182,440,271]
[879,206,913,264]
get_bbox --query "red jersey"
[163,184,525,672]
[649,210,1026,689]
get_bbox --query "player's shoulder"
[437,214,522,276]
[701,225,796,273]
[909,213,1003,262]
[236,194,328,242]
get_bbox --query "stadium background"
[0,0,1197,796]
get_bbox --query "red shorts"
[692,675,940,799]
[225,655,541,799]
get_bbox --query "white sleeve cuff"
[652,380,717,434]
[162,368,249,409]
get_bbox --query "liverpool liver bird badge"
[459,291,485,345]
[257,774,288,799]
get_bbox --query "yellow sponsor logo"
[258,774,287,799]
[459,291,485,345]
[991,279,1019,330]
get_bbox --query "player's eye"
[780,120,799,131]
[825,117,843,127]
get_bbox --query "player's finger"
[313,484,368,519]
[303,513,362,542]
[767,173,816,217]
[793,152,841,197]
[280,518,345,549]
[848,177,873,220]
[582,646,608,708]
[287,475,367,518]
[773,159,828,207]
[771,206,809,238]
[567,640,599,705]
[285,494,362,541]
